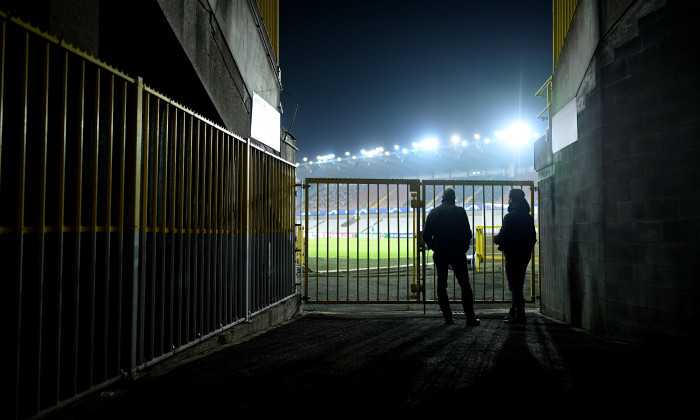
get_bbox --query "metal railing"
[298,178,538,306]
[1,13,297,419]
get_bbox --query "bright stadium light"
[402,148,408,154]
[394,144,400,150]
[474,133,480,141]
[361,147,384,158]
[345,151,350,156]
[451,135,460,144]
[303,157,308,161]
[416,137,439,150]
[317,153,335,162]
[461,140,468,147]
[496,122,533,146]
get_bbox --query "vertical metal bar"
[138,89,149,363]
[161,103,170,352]
[185,114,193,340]
[53,48,68,406]
[176,110,184,347]
[203,125,210,328]
[303,180,309,301]
[170,108,183,347]
[70,59,86,396]
[193,119,201,336]
[335,183,339,300]
[36,38,50,408]
[215,129,222,325]
[126,76,144,374]
[365,183,369,299]
[244,137,250,320]
[355,182,359,301]
[15,30,28,412]
[115,78,127,373]
[375,183,380,299]
[345,182,349,299]
[101,73,115,382]
[88,66,101,386]
[387,183,391,300]
[167,106,176,347]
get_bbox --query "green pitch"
[306,237,417,259]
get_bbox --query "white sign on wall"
[552,97,578,153]
[250,92,280,151]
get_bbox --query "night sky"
[279,1,552,164]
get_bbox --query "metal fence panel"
[300,178,539,306]
[2,14,297,420]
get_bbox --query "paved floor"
[44,305,694,419]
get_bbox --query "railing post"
[245,137,251,321]
[123,77,143,374]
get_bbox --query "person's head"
[508,188,526,204]
[442,188,456,203]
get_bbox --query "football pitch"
[306,237,417,259]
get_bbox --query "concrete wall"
[536,0,700,346]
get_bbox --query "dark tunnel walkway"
[44,308,694,419]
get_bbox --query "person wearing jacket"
[494,188,537,324]
[423,188,480,326]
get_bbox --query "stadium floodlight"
[496,122,533,146]
[402,148,408,154]
[474,133,480,141]
[345,151,350,156]
[317,153,335,163]
[451,135,460,144]
[337,157,342,161]
[484,138,491,144]
[416,137,439,150]
[394,144,400,150]
[303,157,308,161]
[461,140,468,147]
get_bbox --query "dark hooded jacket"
[493,197,537,259]
[423,200,472,255]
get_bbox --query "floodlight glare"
[394,144,400,150]
[497,122,533,146]
[474,133,480,141]
[317,153,335,161]
[345,151,350,156]
[451,135,460,144]
[417,137,439,150]
[303,157,308,161]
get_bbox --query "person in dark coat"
[423,188,480,326]
[494,188,537,324]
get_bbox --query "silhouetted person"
[423,188,480,326]
[494,188,537,324]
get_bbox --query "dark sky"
[279,1,552,163]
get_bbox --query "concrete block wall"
[537,0,700,346]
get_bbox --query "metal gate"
[298,178,538,307]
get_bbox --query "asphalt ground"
[43,304,695,419]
